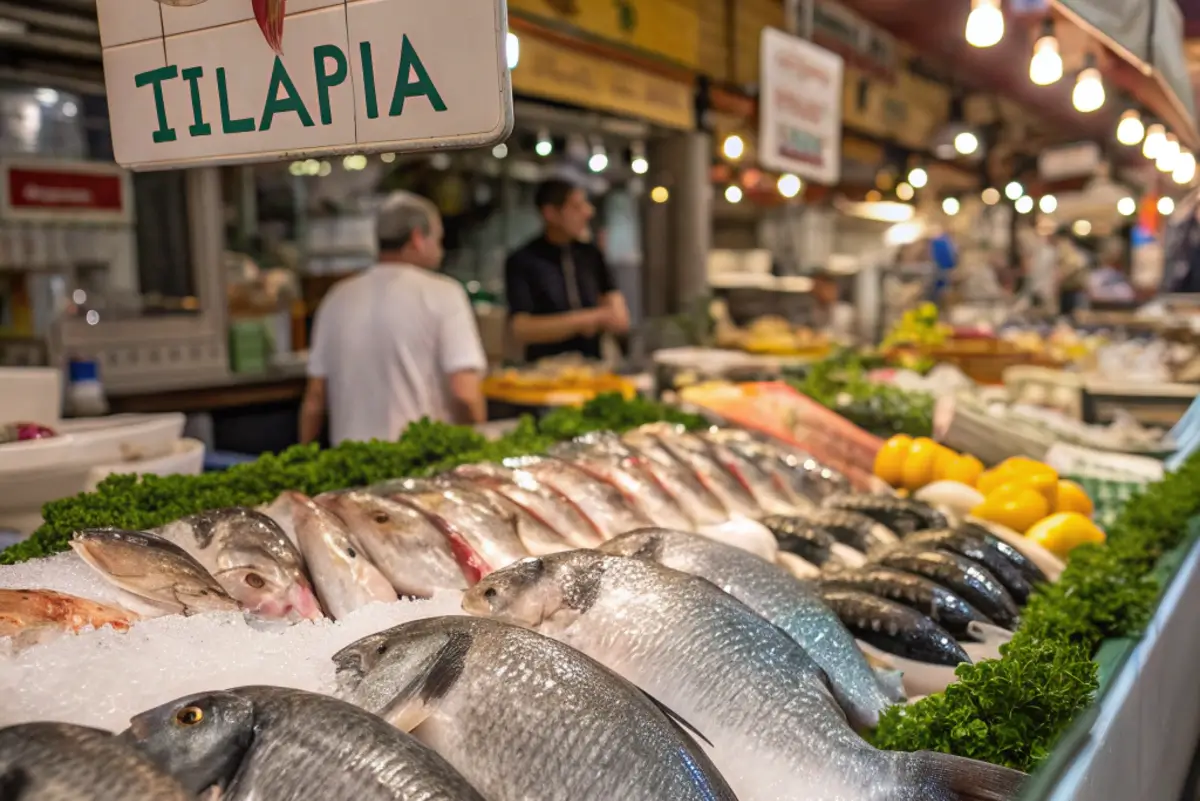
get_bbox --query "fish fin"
[914,751,1026,801]
[637,687,713,748]
[0,766,29,801]
[874,666,908,703]
[379,630,473,731]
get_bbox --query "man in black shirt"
[505,179,630,362]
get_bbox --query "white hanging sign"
[758,27,844,185]
[98,0,514,171]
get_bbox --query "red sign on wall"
[0,160,132,224]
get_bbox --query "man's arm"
[299,377,327,444]
[447,370,486,424]
[594,247,630,334]
[510,308,603,345]
[440,284,489,425]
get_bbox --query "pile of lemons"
[874,435,1105,559]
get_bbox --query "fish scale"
[127,686,481,801]
[0,722,193,801]
[601,529,894,729]
[465,552,1025,801]
[335,617,736,801]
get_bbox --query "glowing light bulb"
[1072,220,1091,236]
[588,152,608,172]
[1039,194,1057,214]
[965,0,1004,48]
[1005,181,1023,200]
[907,167,929,188]
[650,186,669,203]
[722,135,744,160]
[1174,151,1196,185]
[942,197,960,216]
[724,185,743,203]
[777,173,802,198]
[1072,66,1105,113]
[1116,110,1145,146]
[896,182,914,201]
[506,32,519,70]
[1117,197,1136,216]
[1157,134,1180,173]
[631,157,649,174]
[982,187,1000,205]
[535,130,552,157]
[954,131,979,156]
[1143,124,1166,159]
[1029,35,1062,86]
[1158,196,1175,216]
[1015,195,1034,214]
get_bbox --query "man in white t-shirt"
[299,192,487,445]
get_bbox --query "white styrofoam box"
[86,437,205,490]
[96,0,163,48]
[347,0,505,148]
[0,438,204,538]
[0,414,185,481]
[160,0,343,37]
[0,368,61,427]
[156,7,356,163]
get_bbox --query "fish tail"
[253,0,286,54]
[909,750,1025,801]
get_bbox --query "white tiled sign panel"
[99,0,513,170]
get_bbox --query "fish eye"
[371,512,389,524]
[375,643,388,656]
[244,573,265,589]
[483,587,497,599]
[346,546,357,558]
[174,706,204,726]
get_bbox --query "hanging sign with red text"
[758,27,844,185]
[97,0,514,171]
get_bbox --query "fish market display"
[154,506,321,621]
[0,588,138,648]
[335,616,738,801]
[816,588,970,667]
[464,551,1025,801]
[126,686,485,801]
[69,529,241,617]
[600,528,895,729]
[0,722,193,801]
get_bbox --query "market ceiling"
[836,0,1200,153]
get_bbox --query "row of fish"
[4,533,1028,801]
[10,424,844,631]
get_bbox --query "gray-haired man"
[300,191,487,445]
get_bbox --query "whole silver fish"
[285,491,396,619]
[643,425,762,519]
[549,436,697,530]
[124,686,484,801]
[155,507,322,621]
[70,529,240,617]
[698,429,808,515]
[621,428,731,525]
[375,479,530,574]
[449,463,605,549]
[440,478,572,557]
[601,528,894,729]
[316,490,469,597]
[334,616,737,801]
[730,432,852,504]
[0,721,193,800]
[464,551,1025,801]
[503,455,652,539]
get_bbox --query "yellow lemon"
[971,485,1050,534]
[873,435,913,487]
[932,446,960,482]
[901,437,940,491]
[1025,512,1105,559]
[976,466,1013,495]
[944,453,984,487]
[1055,480,1095,518]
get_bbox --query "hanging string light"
[1116,110,1145,146]
[965,0,1004,48]
[1072,55,1105,113]
[1028,20,1062,86]
[1157,134,1181,173]
[907,166,929,188]
[1143,124,1167,159]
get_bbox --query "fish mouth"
[288,583,325,621]
[460,586,491,617]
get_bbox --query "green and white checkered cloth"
[1062,475,1142,529]
[1046,443,1164,529]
